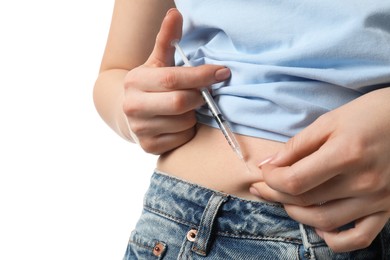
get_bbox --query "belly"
[157,124,284,200]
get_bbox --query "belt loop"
[299,223,316,259]
[192,193,228,256]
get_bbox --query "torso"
[162,2,390,201]
[157,124,284,201]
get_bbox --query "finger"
[129,111,198,137]
[145,8,182,67]
[270,114,334,167]
[126,65,231,92]
[249,179,337,206]
[138,128,196,155]
[284,196,385,231]
[123,89,204,117]
[261,138,350,195]
[250,181,289,203]
[251,172,360,206]
[317,212,389,253]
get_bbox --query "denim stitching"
[144,205,303,242]
[144,205,198,228]
[217,231,302,243]
[128,239,152,250]
[155,171,283,207]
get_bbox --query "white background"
[0,1,157,259]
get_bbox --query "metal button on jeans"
[153,242,165,257]
[186,229,198,242]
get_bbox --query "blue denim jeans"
[124,171,390,259]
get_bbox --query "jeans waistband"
[144,171,325,246]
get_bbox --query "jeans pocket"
[123,231,168,260]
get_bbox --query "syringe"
[172,40,245,161]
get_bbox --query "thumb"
[146,8,183,67]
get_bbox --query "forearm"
[93,0,175,142]
[93,69,134,142]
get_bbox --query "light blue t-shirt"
[174,0,390,142]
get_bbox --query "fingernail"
[249,187,261,197]
[166,8,176,16]
[257,155,276,168]
[215,67,231,81]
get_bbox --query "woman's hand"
[123,9,230,154]
[250,87,390,252]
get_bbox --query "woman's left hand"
[250,87,390,253]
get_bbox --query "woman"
[94,0,390,258]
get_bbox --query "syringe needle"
[172,40,245,162]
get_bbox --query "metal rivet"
[153,242,165,256]
[186,229,198,242]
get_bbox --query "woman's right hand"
[123,9,231,154]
